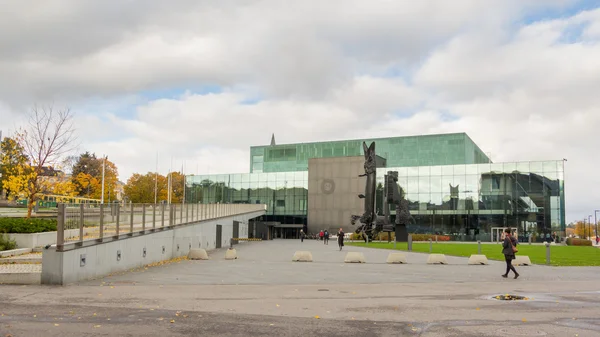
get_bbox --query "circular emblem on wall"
[321,179,336,194]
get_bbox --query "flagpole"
[182,160,186,205]
[101,155,106,204]
[154,152,158,205]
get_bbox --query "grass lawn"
[346,241,600,266]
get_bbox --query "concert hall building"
[184,133,566,242]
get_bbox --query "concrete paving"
[0,240,599,336]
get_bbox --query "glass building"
[250,133,490,173]
[186,133,566,241]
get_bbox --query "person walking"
[300,230,305,243]
[337,228,345,251]
[324,230,329,245]
[501,228,520,279]
[319,230,324,241]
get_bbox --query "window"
[276,200,285,207]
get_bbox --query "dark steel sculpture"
[351,142,411,242]
[351,142,377,240]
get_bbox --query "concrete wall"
[307,156,364,233]
[9,228,93,249]
[41,211,261,285]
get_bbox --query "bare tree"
[17,105,77,217]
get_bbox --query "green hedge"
[0,218,58,233]
[566,237,592,246]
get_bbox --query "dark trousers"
[504,255,518,275]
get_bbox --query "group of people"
[300,228,345,251]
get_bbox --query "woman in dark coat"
[337,228,345,251]
[501,228,520,279]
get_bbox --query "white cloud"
[1,0,598,223]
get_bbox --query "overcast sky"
[1,0,599,223]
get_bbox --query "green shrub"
[349,232,363,241]
[566,237,592,246]
[410,234,451,242]
[0,233,17,251]
[0,218,58,233]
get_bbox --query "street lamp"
[589,215,592,240]
[583,218,587,239]
[595,210,599,244]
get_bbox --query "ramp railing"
[55,203,267,251]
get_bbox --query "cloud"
[1,0,599,223]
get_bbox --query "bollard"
[436,235,438,243]
[408,234,413,251]
[429,238,432,253]
[477,240,481,254]
[545,242,551,265]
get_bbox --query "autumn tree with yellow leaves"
[0,137,31,200]
[124,172,168,203]
[71,152,119,201]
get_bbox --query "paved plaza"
[1,239,600,336]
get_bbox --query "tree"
[168,171,185,203]
[0,137,30,199]
[574,221,593,238]
[16,105,77,218]
[71,153,119,202]
[45,178,77,201]
[75,172,100,198]
[124,172,168,203]
[72,152,101,196]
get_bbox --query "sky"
[0,0,599,224]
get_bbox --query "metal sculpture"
[351,142,377,240]
[351,142,411,242]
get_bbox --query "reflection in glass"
[186,160,565,242]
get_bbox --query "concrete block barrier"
[386,253,407,264]
[344,252,366,263]
[426,254,448,265]
[292,251,313,262]
[468,254,489,265]
[188,248,209,260]
[512,255,532,266]
[224,248,237,260]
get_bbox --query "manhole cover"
[493,294,529,301]
[496,327,546,336]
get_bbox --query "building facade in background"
[185,133,566,242]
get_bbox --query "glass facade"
[250,133,490,173]
[185,160,565,241]
[186,172,309,225]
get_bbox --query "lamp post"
[595,210,599,244]
[583,218,587,239]
[589,215,593,240]
[101,155,106,204]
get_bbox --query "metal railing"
[56,203,267,251]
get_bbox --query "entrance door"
[491,227,518,243]
[233,221,239,245]
[216,224,222,248]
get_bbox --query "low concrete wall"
[8,228,92,249]
[41,211,259,285]
[0,248,32,258]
